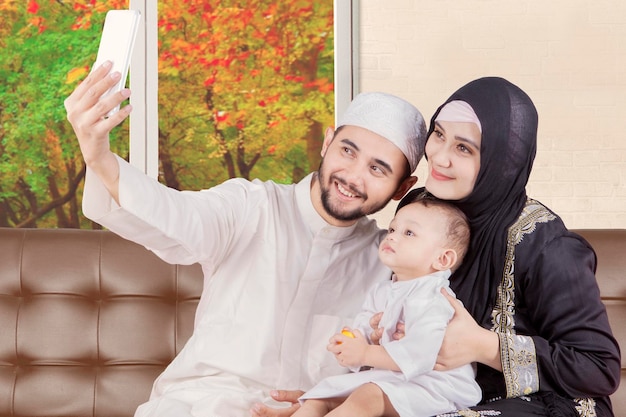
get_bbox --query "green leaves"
[0,0,124,227]
[0,0,333,227]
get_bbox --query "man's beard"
[317,164,392,222]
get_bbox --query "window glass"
[156,1,334,190]
[0,0,335,227]
[0,0,128,228]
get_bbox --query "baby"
[294,194,481,417]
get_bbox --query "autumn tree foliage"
[157,0,334,189]
[0,0,334,227]
[0,0,129,228]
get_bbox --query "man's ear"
[392,176,418,201]
[321,127,335,157]
[434,248,458,271]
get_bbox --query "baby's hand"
[327,328,368,368]
[339,328,355,341]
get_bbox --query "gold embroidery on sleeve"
[491,200,555,398]
[574,398,597,417]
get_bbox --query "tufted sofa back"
[0,228,623,416]
[0,228,202,417]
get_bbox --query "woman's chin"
[425,182,469,201]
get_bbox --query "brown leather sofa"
[0,228,623,417]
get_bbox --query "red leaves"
[304,78,334,93]
[214,110,229,123]
[26,0,39,14]
[203,74,217,87]
[26,0,45,31]
[284,74,305,83]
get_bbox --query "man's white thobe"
[82,157,391,416]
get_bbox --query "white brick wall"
[359,0,626,229]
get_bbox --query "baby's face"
[379,203,449,281]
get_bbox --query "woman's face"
[424,120,482,200]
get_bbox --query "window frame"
[128,0,358,178]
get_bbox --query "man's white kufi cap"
[337,92,426,173]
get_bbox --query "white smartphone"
[91,9,141,116]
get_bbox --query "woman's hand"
[368,312,405,345]
[369,312,384,344]
[435,289,502,371]
[249,390,303,417]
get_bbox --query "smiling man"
[65,63,426,416]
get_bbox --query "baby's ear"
[434,248,458,271]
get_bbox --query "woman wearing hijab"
[395,77,621,416]
[252,78,620,417]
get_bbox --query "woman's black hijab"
[399,77,539,323]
